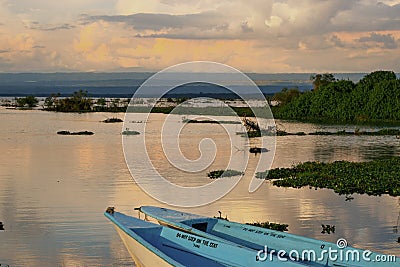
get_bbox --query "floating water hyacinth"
[257,157,400,197]
[246,221,289,232]
[207,169,243,179]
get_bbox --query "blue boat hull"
[139,206,399,267]
[105,209,309,266]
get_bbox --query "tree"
[111,98,120,108]
[47,90,93,112]
[272,88,301,106]
[310,73,336,90]
[97,98,106,107]
[359,71,396,87]
[16,95,38,107]
[276,70,400,122]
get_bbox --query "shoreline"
[3,104,400,126]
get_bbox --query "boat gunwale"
[104,211,185,267]
[139,206,400,267]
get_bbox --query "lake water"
[0,108,399,266]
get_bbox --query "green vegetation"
[16,95,38,108]
[275,128,400,136]
[15,70,400,125]
[249,147,268,153]
[44,91,93,112]
[321,224,335,234]
[44,90,127,112]
[310,73,336,90]
[121,129,140,135]
[256,157,400,197]
[274,70,400,123]
[57,130,94,135]
[0,98,13,107]
[242,128,400,138]
[207,169,243,179]
[182,118,241,124]
[246,221,289,232]
[103,117,123,123]
[272,87,301,106]
[275,131,306,136]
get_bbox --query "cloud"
[330,1,400,32]
[85,0,275,40]
[25,22,76,31]
[358,32,398,49]
[330,35,345,48]
[5,0,114,15]
[115,0,215,15]
[241,21,254,33]
[1,0,400,72]
[84,12,228,32]
[81,0,400,49]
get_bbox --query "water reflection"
[0,109,399,267]
[360,142,399,161]
[311,136,400,162]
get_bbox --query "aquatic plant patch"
[208,169,244,179]
[256,158,400,197]
[246,221,289,232]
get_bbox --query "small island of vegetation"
[43,90,128,112]
[102,117,123,123]
[207,169,243,179]
[15,95,39,108]
[57,130,94,135]
[121,128,140,135]
[246,221,289,232]
[256,157,400,197]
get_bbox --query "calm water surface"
[0,108,399,266]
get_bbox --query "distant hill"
[0,72,369,98]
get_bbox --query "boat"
[139,206,399,267]
[104,207,309,267]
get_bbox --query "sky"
[0,0,400,73]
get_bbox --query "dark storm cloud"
[330,2,400,32]
[358,32,398,49]
[25,22,76,31]
[241,21,254,33]
[85,11,227,32]
[81,0,400,45]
